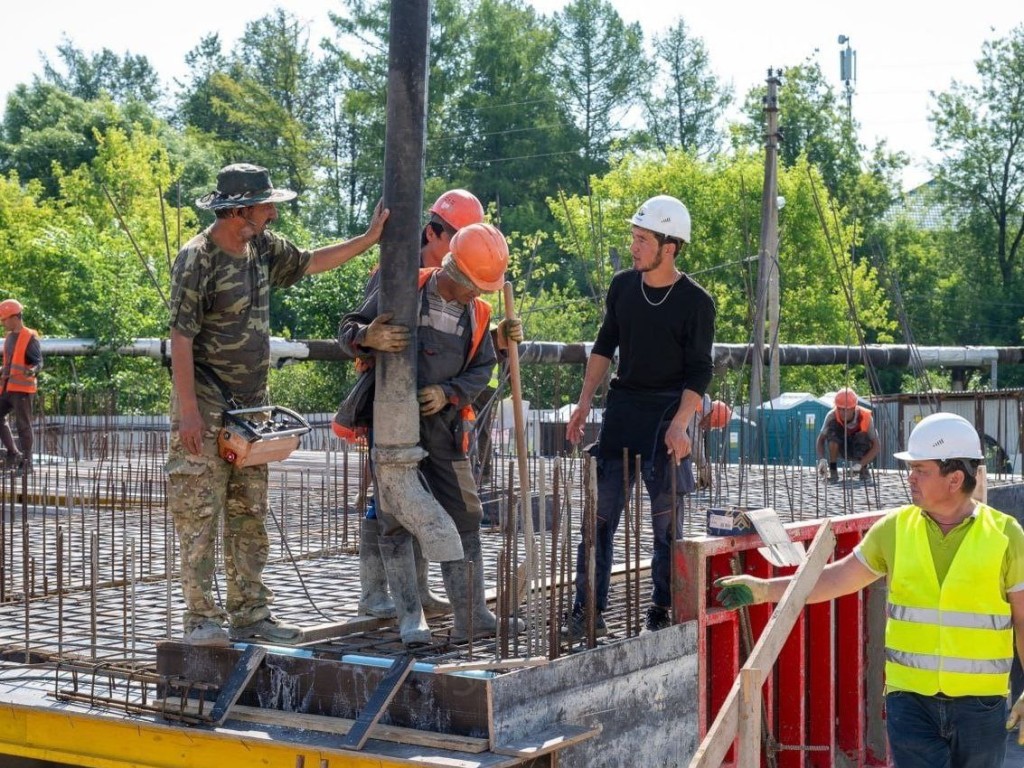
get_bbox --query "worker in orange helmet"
[347,189,519,627]
[816,386,879,483]
[337,222,523,647]
[0,299,42,474]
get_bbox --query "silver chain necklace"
[640,271,681,307]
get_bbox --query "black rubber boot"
[414,538,451,618]
[441,530,523,642]
[378,533,432,646]
[358,519,396,618]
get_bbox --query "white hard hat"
[630,195,691,243]
[893,413,984,462]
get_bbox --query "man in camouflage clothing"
[167,163,388,645]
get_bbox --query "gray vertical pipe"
[372,0,463,561]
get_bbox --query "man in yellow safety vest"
[716,412,1024,767]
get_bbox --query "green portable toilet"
[756,393,830,466]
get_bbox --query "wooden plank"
[161,697,489,754]
[295,616,389,643]
[492,723,602,757]
[208,644,266,726]
[341,654,415,751]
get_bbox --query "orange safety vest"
[338,271,491,451]
[419,268,490,452]
[2,328,39,394]
[834,405,871,435]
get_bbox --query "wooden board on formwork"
[156,641,490,736]
[162,696,489,753]
[493,723,602,757]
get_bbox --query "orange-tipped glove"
[1007,691,1024,744]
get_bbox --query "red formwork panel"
[674,510,890,768]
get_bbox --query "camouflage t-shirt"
[169,227,312,406]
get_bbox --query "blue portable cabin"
[756,392,831,467]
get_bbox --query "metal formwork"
[674,512,890,768]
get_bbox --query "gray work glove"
[358,312,410,352]
[495,318,524,351]
[816,458,828,477]
[417,385,447,416]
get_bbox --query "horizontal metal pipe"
[38,338,1024,369]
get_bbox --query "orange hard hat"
[448,223,509,292]
[834,387,859,409]
[709,400,732,429]
[0,299,23,320]
[430,189,485,231]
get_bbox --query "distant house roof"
[882,179,965,231]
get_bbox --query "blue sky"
[2,0,1021,189]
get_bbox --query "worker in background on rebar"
[336,222,524,646]
[816,386,880,483]
[166,163,388,647]
[0,298,42,475]
[716,412,1024,768]
[562,194,716,639]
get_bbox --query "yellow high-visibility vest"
[885,503,1014,696]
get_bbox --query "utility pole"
[750,69,782,414]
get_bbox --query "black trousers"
[0,392,33,458]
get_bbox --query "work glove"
[417,385,447,416]
[851,463,862,473]
[358,312,410,353]
[1007,691,1024,744]
[714,575,770,609]
[816,458,829,477]
[495,318,524,351]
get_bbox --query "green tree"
[640,17,731,156]
[549,0,645,175]
[42,38,161,106]
[930,25,1024,292]
[548,150,896,396]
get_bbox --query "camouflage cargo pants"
[166,394,274,631]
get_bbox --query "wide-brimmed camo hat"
[195,163,297,210]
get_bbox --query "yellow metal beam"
[0,700,456,768]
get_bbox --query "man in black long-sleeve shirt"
[563,194,715,636]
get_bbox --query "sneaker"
[644,606,672,633]
[184,620,230,646]
[559,606,607,640]
[230,616,302,644]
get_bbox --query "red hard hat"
[430,189,484,231]
[709,400,732,429]
[0,299,23,320]
[834,387,859,409]
[449,223,509,292]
